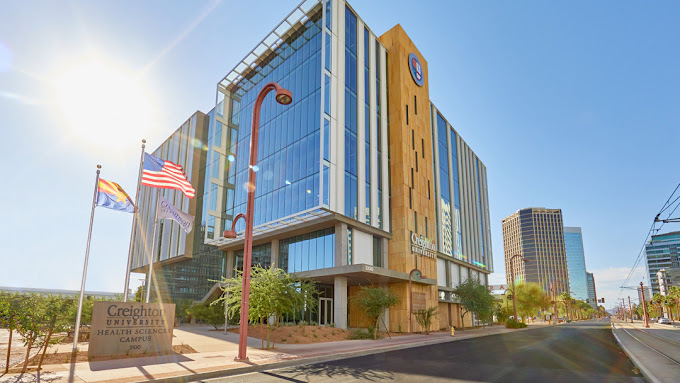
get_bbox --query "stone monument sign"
[88,302,175,358]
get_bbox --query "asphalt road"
[204,319,645,383]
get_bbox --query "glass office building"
[129,110,227,301]
[131,0,493,331]
[645,231,680,295]
[564,227,588,301]
[586,272,597,309]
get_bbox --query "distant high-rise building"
[501,208,570,295]
[586,272,597,309]
[645,231,680,295]
[564,227,588,301]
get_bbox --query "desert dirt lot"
[0,328,35,371]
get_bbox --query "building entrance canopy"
[296,263,436,287]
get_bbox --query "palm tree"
[668,286,680,321]
[652,293,665,317]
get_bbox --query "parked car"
[657,318,672,325]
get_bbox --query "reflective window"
[475,158,485,257]
[325,0,331,30]
[375,41,383,228]
[364,27,371,224]
[344,6,358,220]
[234,243,271,276]
[373,236,382,267]
[226,13,323,233]
[437,113,452,256]
[211,151,220,179]
[214,121,222,147]
[324,75,331,115]
[278,228,335,272]
[325,33,331,72]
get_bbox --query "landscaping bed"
[228,324,352,344]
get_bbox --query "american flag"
[141,152,196,198]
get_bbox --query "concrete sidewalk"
[0,324,540,383]
[611,319,680,383]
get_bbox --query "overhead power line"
[619,180,680,298]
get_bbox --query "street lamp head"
[275,87,293,105]
[223,230,237,239]
[523,259,531,263]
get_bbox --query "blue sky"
[1,0,678,309]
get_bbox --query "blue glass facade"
[645,231,680,295]
[375,40,383,229]
[278,228,335,273]
[564,228,588,301]
[436,112,452,255]
[344,6,358,219]
[227,14,323,233]
[364,26,371,224]
[435,112,462,260]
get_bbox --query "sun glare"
[51,58,155,154]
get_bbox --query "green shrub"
[348,328,374,340]
[505,318,527,329]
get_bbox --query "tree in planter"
[452,278,494,330]
[135,285,144,302]
[558,292,574,321]
[216,266,318,349]
[0,292,24,373]
[514,283,551,323]
[16,294,46,373]
[494,303,513,325]
[413,307,438,334]
[187,301,225,329]
[351,286,400,340]
[34,296,75,370]
[173,299,193,326]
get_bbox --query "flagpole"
[145,190,160,303]
[72,164,101,355]
[123,139,146,302]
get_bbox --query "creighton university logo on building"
[408,53,424,86]
[411,233,436,259]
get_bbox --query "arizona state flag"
[97,179,135,213]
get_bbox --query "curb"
[149,325,546,383]
[610,322,661,383]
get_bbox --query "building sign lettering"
[411,233,436,259]
[89,302,175,358]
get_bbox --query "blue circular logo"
[409,53,424,87]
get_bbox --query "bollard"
[451,326,455,336]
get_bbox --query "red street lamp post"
[640,282,650,328]
[224,82,292,362]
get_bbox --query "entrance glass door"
[319,298,333,326]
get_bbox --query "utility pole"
[628,296,633,324]
[640,282,650,328]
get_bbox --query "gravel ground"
[0,328,38,370]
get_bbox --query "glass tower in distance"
[586,272,597,309]
[645,231,680,295]
[564,227,588,301]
